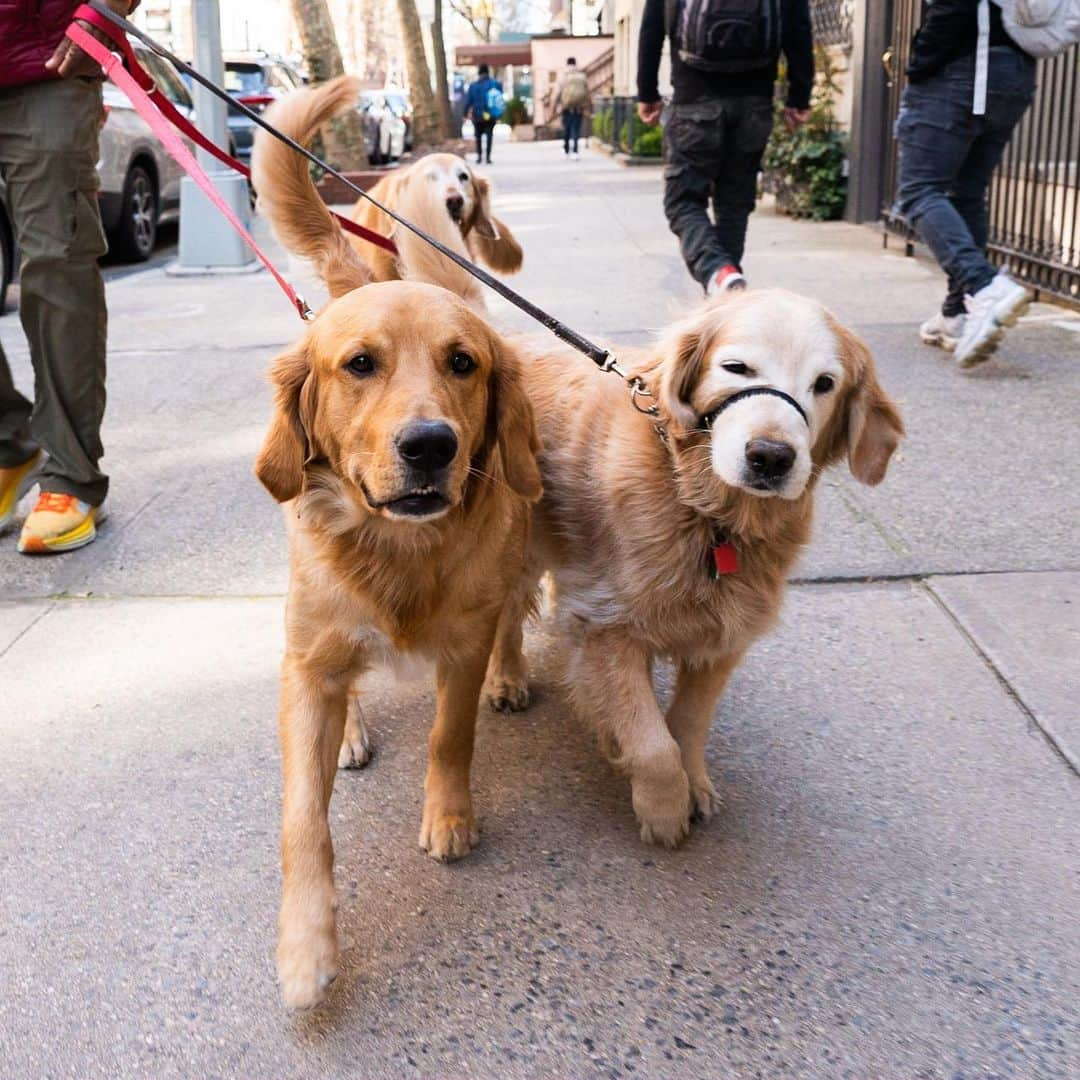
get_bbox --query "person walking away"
[637,0,813,295]
[0,0,136,554]
[464,64,504,165]
[555,57,591,159]
[896,0,1075,367]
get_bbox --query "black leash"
[86,2,632,378]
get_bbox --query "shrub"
[633,125,663,157]
[504,97,530,128]
[762,46,848,221]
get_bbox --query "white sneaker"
[573,151,581,161]
[954,273,1031,368]
[706,265,747,296]
[919,311,966,352]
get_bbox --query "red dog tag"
[711,541,740,577]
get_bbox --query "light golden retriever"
[350,150,524,285]
[485,297,904,845]
[252,83,541,1011]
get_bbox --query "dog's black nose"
[397,420,458,472]
[446,194,464,216]
[745,438,796,479]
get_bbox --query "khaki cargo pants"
[0,76,109,506]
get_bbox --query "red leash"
[67,5,397,320]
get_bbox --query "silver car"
[97,40,199,261]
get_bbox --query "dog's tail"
[251,75,371,298]
[391,178,486,311]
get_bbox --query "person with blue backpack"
[637,0,814,296]
[464,64,505,165]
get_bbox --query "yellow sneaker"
[17,491,104,554]
[0,451,44,534]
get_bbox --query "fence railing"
[881,30,1080,304]
[591,95,663,158]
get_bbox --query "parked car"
[0,180,14,314]
[358,90,406,166]
[98,40,198,261]
[382,88,414,151]
[220,53,306,164]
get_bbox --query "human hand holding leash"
[46,0,138,79]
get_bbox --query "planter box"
[510,124,535,142]
[315,167,399,206]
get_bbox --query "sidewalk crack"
[922,580,1079,778]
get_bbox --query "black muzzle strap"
[704,386,809,429]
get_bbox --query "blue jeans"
[895,47,1034,314]
[562,109,583,153]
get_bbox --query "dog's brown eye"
[457,171,469,182]
[813,374,836,395]
[722,361,751,375]
[450,351,476,376]
[347,353,375,376]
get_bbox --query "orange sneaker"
[17,491,104,554]
[0,451,44,534]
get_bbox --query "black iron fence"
[592,95,663,158]
[880,13,1080,305]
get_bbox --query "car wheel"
[111,163,157,262]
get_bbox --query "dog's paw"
[337,725,373,770]
[689,773,720,824]
[632,769,692,849]
[484,674,530,713]
[419,806,480,862]
[278,928,339,1011]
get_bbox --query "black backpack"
[666,0,783,73]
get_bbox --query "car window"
[272,65,301,90]
[224,64,266,95]
[139,50,192,109]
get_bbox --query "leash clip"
[295,293,316,321]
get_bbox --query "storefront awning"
[455,41,532,67]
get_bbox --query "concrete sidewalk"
[1,141,1077,1079]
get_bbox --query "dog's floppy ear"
[658,315,710,432]
[486,341,542,500]
[835,323,904,485]
[468,174,524,273]
[255,343,319,502]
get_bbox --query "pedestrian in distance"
[463,64,504,166]
[554,56,591,160]
[0,0,139,555]
[637,0,813,296]
[895,0,1077,367]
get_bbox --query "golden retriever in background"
[485,292,904,846]
[252,86,542,1011]
[251,73,523,295]
[351,152,524,283]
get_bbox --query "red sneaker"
[706,265,747,296]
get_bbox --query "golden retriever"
[252,82,542,1010]
[485,295,904,846]
[350,151,524,285]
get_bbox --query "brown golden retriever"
[252,85,541,1010]
[485,295,904,846]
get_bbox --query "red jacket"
[1,0,81,89]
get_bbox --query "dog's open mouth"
[366,484,451,519]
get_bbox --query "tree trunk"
[431,0,454,138]
[395,0,441,146]
[288,0,367,169]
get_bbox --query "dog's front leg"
[665,653,743,823]
[569,631,692,848]
[277,656,349,1010]
[420,632,495,861]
